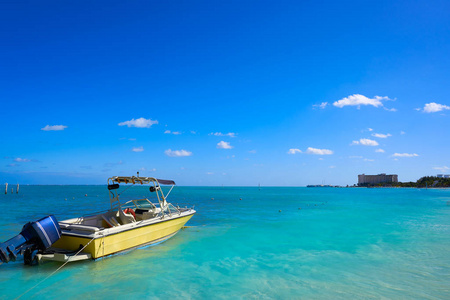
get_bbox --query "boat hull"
[52,214,194,259]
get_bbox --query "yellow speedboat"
[41,175,195,263]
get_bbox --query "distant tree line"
[361,176,450,188]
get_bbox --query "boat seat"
[102,215,120,227]
[118,208,135,224]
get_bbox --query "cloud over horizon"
[306,147,333,155]
[372,133,392,138]
[433,166,449,173]
[164,130,182,135]
[118,117,158,128]
[333,94,395,111]
[352,138,379,146]
[132,146,144,152]
[217,141,233,149]
[287,148,302,154]
[392,153,419,158]
[420,102,450,113]
[313,102,328,109]
[14,158,31,162]
[164,149,193,157]
[41,125,67,131]
[210,132,236,138]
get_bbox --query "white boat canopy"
[108,176,175,186]
[107,176,177,212]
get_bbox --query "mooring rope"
[16,236,96,299]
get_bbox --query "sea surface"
[0,186,449,299]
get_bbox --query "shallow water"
[0,186,449,299]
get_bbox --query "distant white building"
[358,173,398,185]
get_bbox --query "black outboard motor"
[0,215,61,265]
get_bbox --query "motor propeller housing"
[0,215,61,264]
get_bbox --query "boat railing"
[175,203,195,212]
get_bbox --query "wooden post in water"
[4,183,7,194]
[16,184,19,194]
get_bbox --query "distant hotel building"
[358,173,398,186]
[437,174,450,178]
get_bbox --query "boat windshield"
[132,199,155,209]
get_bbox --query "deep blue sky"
[1,0,449,185]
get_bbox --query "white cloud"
[313,102,328,109]
[349,156,363,159]
[210,132,236,138]
[287,147,336,155]
[132,146,144,152]
[372,133,392,138]
[306,147,333,155]
[368,128,373,131]
[392,153,419,158]
[364,158,375,162]
[352,138,379,146]
[248,150,257,154]
[217,141,233,149]
[375,149,385,153]
[41,125,67,131]
[433,166,449,173]
[139,167,156,172]
[118,117,158,128]
[400,131,406,135]
[165,149,193,157]
[14,158,31,162]
[206,172,214,175]
[333,94,395,110]
[164,130,181,135]
[287,148,302,154]
[421,102,450,113]
[329,165,336,169]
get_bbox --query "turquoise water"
[0,186,449,299]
